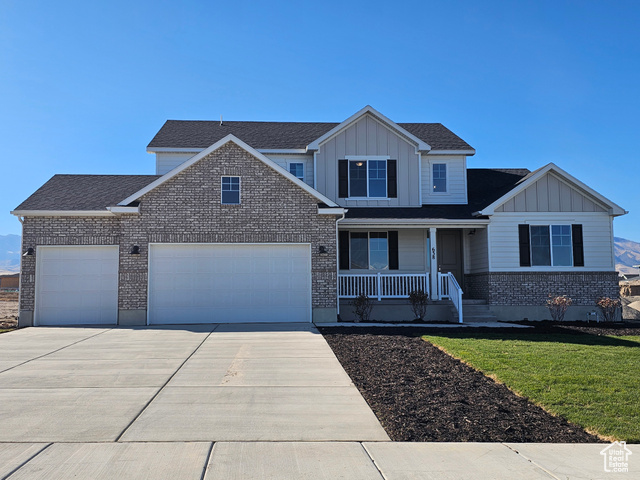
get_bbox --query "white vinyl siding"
[148,244,311,324]
[264,154,314,187]
[495,172,608,213]
[315,114,421,207]
[35,246,119,325]
[488,212,615,271]
[156,152,200,175]
[421,155,467,204]
[466,228,489,274]
[397,229,427,271]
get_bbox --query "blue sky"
[1,0,638,239]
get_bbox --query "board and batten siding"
[487,212,615,271]
[263,154,314,187]
[316,114,421,207]
[495,172,607,213]
[421,155,467,204]
[156,152,200,175]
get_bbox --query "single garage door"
[35,246,119,325]
[148,244,311,324]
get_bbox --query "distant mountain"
[615,237,640,275]
[0,234,21,275]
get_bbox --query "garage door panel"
[149,244,311,324]
[36,246,118,325]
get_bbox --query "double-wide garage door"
[148,244,311,324]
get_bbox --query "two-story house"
[12,106,625,326]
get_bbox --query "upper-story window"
[432,163,447,192]
[338,158,397,199]
[221,176,240,204]
[289,163,304,181]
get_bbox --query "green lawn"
[423,332,640,442]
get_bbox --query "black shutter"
[572,224,584,267]
[387,160,397,198]
[339,230,350,270]
[338,160,348,198]
[388,231,399,270]
[518,224,531,267]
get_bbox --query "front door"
[437,229,464,290]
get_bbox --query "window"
[221,176,240,204]
[349,161,368,197]
[347,159,387,198]
[432,163,447,192]
[289,163,304,181]
[349,232,389,270]
[519,224,581,267]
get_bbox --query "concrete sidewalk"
[0,324,636,479]
[1,442,637,479]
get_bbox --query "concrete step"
[463,314,499,323]
[462,299,487,305]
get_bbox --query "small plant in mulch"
[408,289,429,321]
[546,295,573,321]
[596,296,622,322]
[351,294,373,323]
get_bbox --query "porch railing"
[338,272,430,301]
[438,272,463,323]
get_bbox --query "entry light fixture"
[318,246,328,254]
[467,229,476,236]
[23,248,34,257]
[129,245,141,255]
[355,161,364,167]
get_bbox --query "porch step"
[450,302,498,323]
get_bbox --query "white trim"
[428,149,476,155]
[258,149,308,154]
[345,155,390,160]
[340,219,490,227]
[477,163,627,216]
[106,206,140,214]
[11,210,115,217]
[221,175,241,205]
[287,161,305,181]
[147,147,203,153]
[307,106,431,152]
[120,134,339,207]
[431,162,448,194]
[318,207,347,215]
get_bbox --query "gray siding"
[263,154,314,187]
[466,227,489,274]
[420,155,467,204]
[316,115,421,207]
[398,229,427,271]
[495,172,607,213]
[156,152,199,175]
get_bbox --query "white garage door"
[148,244,311,324]
[35,246,119,325]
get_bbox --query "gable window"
[338,231,399,271]
[289,163,304,181]
[338,158,397,199]
[432,163,447,192]
[221,176,240,204]
[519,224,583,267]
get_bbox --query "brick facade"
[20,142,339,322]
[464,271,620,306]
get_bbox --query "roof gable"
[478,163,626,216]
[120,134,339,207]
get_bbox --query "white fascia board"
[10,210,115,217]
[340,218,489,227]
[146,147,203,154]
[306,105,431,152]
[318,207,347,215]
[258,149,308,154]
[427,149,476,156]
[121,134,339,208]
[106,206,140,214]
[477,163,628,217]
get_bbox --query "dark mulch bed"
[320,326,603,443]
[511,320,640,336]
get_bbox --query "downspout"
[335,211,346,318]
[16,216,24,326]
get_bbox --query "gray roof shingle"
[14,175,160,211]
[147,120,474,151]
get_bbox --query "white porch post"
[429,227,439,300]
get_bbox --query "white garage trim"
[34,245,119,326]
[147,243,312,325]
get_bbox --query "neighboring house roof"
[13,175,160,211]
[345,168,530,220]
[147,120,474,152]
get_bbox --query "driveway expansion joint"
[0,443,51,480]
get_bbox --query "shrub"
[408,289,429,321]
[596,296,621,322]
[351,294,373,323]
[546,295,572,322]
